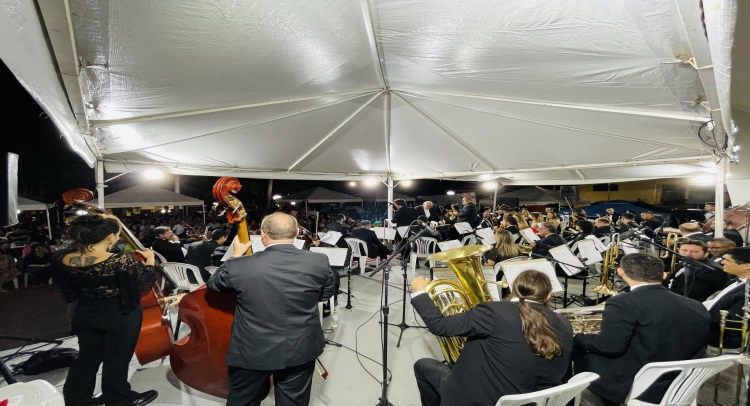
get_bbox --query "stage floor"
[0,265,736,406]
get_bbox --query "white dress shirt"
[703,279,745,310]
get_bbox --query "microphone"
[417,220,439,236]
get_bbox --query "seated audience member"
[0,241,17,259]
[668,240,728,301]
[24,245,54,285]
[5,227,28,242]
[151,226,186,263]
[188,229,228,282]
[703,247,750,349]
[411,270,573,406]
[573,253,710,405]
[0,252,20,291]
[592,217,613,238]
[531,222,566,258]
[351,220,388,261]
[679,222,712,242]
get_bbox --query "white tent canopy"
[276,187,362,204]
[103,185,204,209]
[4,0,746,187]
[479,187,561,206]
[17,197,49,211]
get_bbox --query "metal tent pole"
[715,157,728,237]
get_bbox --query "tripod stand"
[386,228,427,348]
[367,228,430,406]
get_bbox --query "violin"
[181,221,207,241]
[61,189,177,366]
[298,226,319,250]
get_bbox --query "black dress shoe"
[132,390,158,406]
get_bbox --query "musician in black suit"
[605,208,620,224]
[351,220,388,260]
[391,199,418,228]
[679,223,712,242]
[668,240,728,302]
[457,196,480,228]
[531,222,566,258]
[151,226,186,263]
[567,220,593,247]
[617,213,639,233]
[416,201,441,223]
[326,213,351,249]
[207,213,335,406]
[592,217,613,238]
[638,212,663,232]
[706,219,744,248]
[573,253,710,405]
[411,270,573,406]
[703,247,750,349]
[187,229,227,282]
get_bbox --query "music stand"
[387,226,428,347]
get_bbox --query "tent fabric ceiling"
[102,184,204,209]
[4,0,742,184]
[276,187,363,203]
[17,197,49,211]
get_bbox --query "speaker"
[0,152,19,227]
[560,186,578,202]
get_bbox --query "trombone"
[592,234,619,300]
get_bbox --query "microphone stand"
[387,225,429,348]
[367,228,430,406]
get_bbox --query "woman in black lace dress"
[55,214,159,406]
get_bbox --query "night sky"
[0,59,490,207]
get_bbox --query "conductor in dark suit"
[416,201,441,223]
[457,196,480,228]
[151,226,186,263]
[531,222,566,258]
[351,220,388,260]
[573,253,710,405]
[703,247,750,349]
[410,270,573,406]
[391,199,417,228]
[207,213,335,406]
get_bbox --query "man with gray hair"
[530,222,565,258]
[207,213,335,405]
[573,254,709,406]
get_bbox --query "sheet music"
[454,222,473,234]
[499,259,564,293]
[586,235,608,252]
[432,266,502,301]
[576,240,603,265]
[437,240,463,251]
[309,247,348,266]
[397,226,410,238]
[319,231,342,246]
[371,227,397,240]
[548,245,585,276]
[293,238,306,249]
[622,240,639,254]
[475,228,495,244]
[251,239,266,253]
[221,235,263,261]
[519,228,540,243]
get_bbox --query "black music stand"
[386,226,428,347]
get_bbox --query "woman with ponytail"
[410,270,573,406]
[54,214,159,406]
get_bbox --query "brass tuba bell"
[424,245,493,365]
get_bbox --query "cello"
[61,189,177,366]
[163,176,271,399]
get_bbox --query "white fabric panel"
[373,0,696,111]
[0,0,96,165]
[69,0,381,121]
[17,197,48,211]
[103,184,203,208]
[703,0,739,139]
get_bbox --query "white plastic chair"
[410,237,438,276]
[495,372,599,406]
[626,354,741,406]
[461,234,477,246]
[317,296,335,328]
[344,238,368,273]
[153,251,168,264]
[205,266,219,275]
[161,262,204,292]
[0,379,65,405]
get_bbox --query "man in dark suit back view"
[207,213,335,406]
[351,220,388,260]
[573,253,710,405]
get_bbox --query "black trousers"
[367,243,389,260]
[414,358,452,406]
[64,299,142,406]
[227,360,316,406]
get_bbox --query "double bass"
[61,189,177,367]
[159,177,270,399]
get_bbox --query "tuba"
[424,245,494,365]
